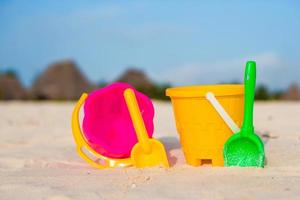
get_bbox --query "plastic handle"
[72,93,89,148]
[206,92,240,133]
[124,88,152,153]
[241,61,256,134]
[71,93,106,169]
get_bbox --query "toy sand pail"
[166,84,244,166]
[82,83,154,159]
[71,83,154,169]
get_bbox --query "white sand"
[0,101,300,200]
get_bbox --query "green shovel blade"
[224,133,265,167]
[224,61,265,167]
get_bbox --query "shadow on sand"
[158,136,181,167]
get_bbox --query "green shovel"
[223,61,265,167]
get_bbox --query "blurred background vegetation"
[0,62,298,101]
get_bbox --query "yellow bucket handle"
[71,93,132,169]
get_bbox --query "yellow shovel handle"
[124,89,152,153]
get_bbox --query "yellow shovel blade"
[131,139,170,168]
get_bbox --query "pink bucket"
[82,83,154,158]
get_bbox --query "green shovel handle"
[242,61,256,134]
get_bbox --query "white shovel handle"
[205,92,240,133]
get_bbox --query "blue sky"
[0,0,299,89]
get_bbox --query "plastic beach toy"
[82,83,154,158]
[72,93,132,169]
[166,85,244,166]
[223,61,265,167]
[71,83,154,169]
[124,89,169,168]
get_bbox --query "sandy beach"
[1,101,300,200]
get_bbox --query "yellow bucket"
[166,84,244,166]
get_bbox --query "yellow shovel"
[124,88,169,168]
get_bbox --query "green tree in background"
[255,84,283,100]
[0,69,18,78]
[136,83,172,100]
[255,85,270,100]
